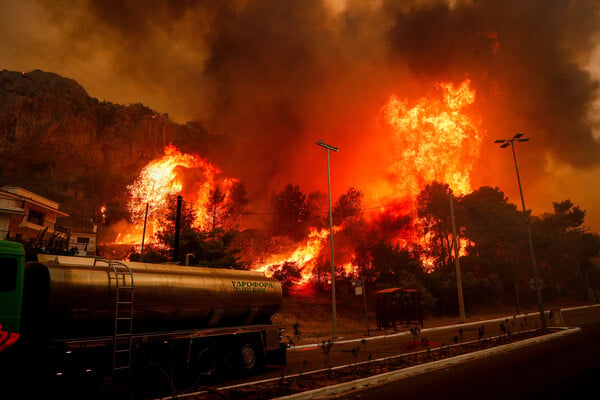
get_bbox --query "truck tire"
[195,348,219,377]
[238,337,264,373]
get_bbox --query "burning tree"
[270,184,321,241]
[417,182,455,271]
[332,187,363,226]
[95,74,600,308]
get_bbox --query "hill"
[0,69,226,229]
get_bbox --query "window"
[27,209,45,226]
[76,237,90,252]
[0,257,17,292]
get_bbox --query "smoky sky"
[2,0,600,224]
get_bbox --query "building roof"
[0,186,68,217]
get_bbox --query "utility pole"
[316,139,339,339]
[140,182,155,263]
[495,133,547,330]
[449,190,466,323]
[173,195,183,263]
[140,202,149,263]
[361,280,370,336]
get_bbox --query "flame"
[254,227,333,284]
[383,79,481,199]
[380,79,481,268]
[105,79,483,290]
[112,144,238,245]
[250,79,482,283]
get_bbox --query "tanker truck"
[0,239,286,385]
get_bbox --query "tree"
[18,227,77,261]
[353,241,423,285]
[195,228,245,269]
[153,195,203,263]
[206,181,249,231]
[207,186,227,232]
[533,200,600,299]
[417,182,453,270]
[153,195,245,268]
[332,187,368,261]
[332,187,363,226]
[271,184,317,241]
[272,261,303,296]
[460,187,524,276]
[226,181,249,228]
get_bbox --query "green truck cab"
[0,240,25,352]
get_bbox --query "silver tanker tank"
[22,254,283,340]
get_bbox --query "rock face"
[0,69,215,228]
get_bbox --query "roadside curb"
[275,326,581,399]
[289,304,600,351]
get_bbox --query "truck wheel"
[238,339,263,373]
[240,342,257,371]
[195,348,219,377]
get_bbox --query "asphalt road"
[338,307,600,399]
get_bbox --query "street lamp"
[448,189,466,323]
[316,139,339,339]
[495,133,547,330]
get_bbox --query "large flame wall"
[111,78,483,288]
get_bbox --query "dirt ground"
[271,294,590,345]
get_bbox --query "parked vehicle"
[0,239,286,385]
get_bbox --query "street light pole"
[448,190,466,323]
[317,139,339,339]
[140,202,149,262]
[495,133,547,330]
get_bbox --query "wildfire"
[114,144,238,244]
[254,227,331,283]
[249,80,481,285]
[252,226,355,293]
[383,79,481,199]
[379,79,481,269]
[106,79,483,288]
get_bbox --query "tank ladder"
[105,260,135,377]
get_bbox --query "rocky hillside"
[0,69,223,229]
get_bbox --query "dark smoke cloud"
[385,0,600,169]
[2,0,600,226]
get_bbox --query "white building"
[0,186,69,241]
[69,226,98,256]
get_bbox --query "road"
[338,306,600,399]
